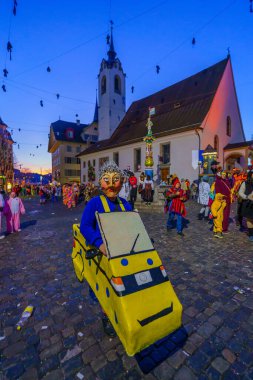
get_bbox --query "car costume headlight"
[111,277,126,292]
[160,265,167,277]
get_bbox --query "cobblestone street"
[0,198,253,380]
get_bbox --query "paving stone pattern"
[0,198,252,379]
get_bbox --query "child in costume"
[4,191,25,233]
[211,193,226,238]
[80,161,132,336]
[166,177,187,236]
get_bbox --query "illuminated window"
[226,116,231,137]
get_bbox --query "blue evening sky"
[0,0,252,172]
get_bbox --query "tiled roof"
[51,120,88,143]
[224,140,253,150]
[80,57,229,156]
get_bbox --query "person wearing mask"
[4,191,25,233]
[80,161,132,336]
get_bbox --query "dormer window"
[66,128,74,139]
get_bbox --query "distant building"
[78,56,252,183]
[48,116,98,184]
[0,118,14,191]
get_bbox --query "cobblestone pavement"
[0,197,253,380]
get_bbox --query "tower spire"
[107,20,116,62]
[93,91,98,123]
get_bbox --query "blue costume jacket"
[80,195,132,248]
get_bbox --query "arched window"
[214,135,219,154]
[114,75,121,94]
[101,76,106,94]
[226,116,231,137]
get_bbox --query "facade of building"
[48,118,98,184]
[0,118,14,191]
[78,57,248,184]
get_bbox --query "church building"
[78,30,252,184]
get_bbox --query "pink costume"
[0,194,4,236]
[4,197,25,233]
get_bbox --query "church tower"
[98,24,126,141]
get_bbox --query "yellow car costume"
[72,196,183,356]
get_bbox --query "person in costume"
[80,161,132,336]
[165,177,187,236]
[238,170,253,242]
[214,171,232,232]
[129,173,138,208]
[143,175,154,205]
[197,176,210,220]
[119,175,130,201]
[211,193,226,238]
[4,191,25,233]
[0,189,5,239]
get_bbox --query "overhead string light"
[46,66,51,72]
[2,84,7,92]
[131,86,134,93]
[56,93,60,99]
[40,100,44,107]
[192,37,196,46]
[250,0,253,13]
[156,65,160,74]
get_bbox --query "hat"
[172,177,180,186]
[211,160,220,166]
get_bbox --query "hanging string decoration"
[56,93,60,99]
[250,0,253,13]
[192,37,196,46]
[3,68,8,77]
[131,86,134,93]
[40,100,44,107]
[13,0,17,16]
[2,84,7,92]
[156,65,160,74]
[46,66,51,72]
[7,41,13,60]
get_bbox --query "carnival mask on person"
[99,161,124,200]
[100,172,122,199]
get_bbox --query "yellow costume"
[211,193,226,234]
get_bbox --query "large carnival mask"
[100,171,122,199]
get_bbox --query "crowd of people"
[196,168,253,242]
[0,164,252,242]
